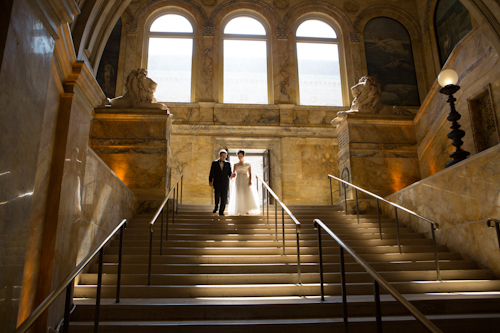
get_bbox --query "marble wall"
[384,144,500,277]
[415,25,500,178]
[171,123,337,207]
[0,1,56,331]
[78,148,138,270]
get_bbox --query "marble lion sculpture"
[331,76,412,126]
[107,68,167,110]
[349,76,411,115]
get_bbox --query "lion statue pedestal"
[92,69,173,213]
[331,76,420,213]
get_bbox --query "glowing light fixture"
[437,68,470,168]
[437,69,458,87]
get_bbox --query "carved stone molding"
[126,24,139,35]
[274,0,289,10]
[349,32,361,43]
[203,25,215,36]
[202,47,213,95]
[27,0,80,39]
[344,1,359,13]
[202,0,217,6]
[277,28,289,39]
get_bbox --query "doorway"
[228,149,269,201]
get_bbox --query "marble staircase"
[70,205,500,332]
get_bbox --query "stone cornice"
[172,123,337,140]
[27,0,80,40]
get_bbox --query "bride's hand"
[249,181,252,186]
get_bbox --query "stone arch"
[133,0,208,24]
[353,5,422,41]
[283,2,354,35]
[209,1,280,28]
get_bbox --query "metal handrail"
[147,174,183,285]
[314,219,443,333]
[15,219,128,333]
[256,175,302,284]
[487,218,500,251]
[328,174,441,281]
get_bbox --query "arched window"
[223,16,270,104]
[434,0,473,67]
[296,19,343,106]
[145,13,194,102]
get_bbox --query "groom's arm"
[209,161,215,186]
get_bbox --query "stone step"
[108,242,446,255]
[79,269,496,285]
[112,238,435,248]
[91,260,477,275]
[70,296,500,321]
[67,314,500,333]
[73,279,500,298]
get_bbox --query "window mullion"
[149,32,194,38]
[223,34,267,41]
[295,37,338,44]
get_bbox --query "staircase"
[70,205,500,332]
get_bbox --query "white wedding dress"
[228,163,261,215]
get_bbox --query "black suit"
[209,159,232,214]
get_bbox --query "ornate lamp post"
[438,69,470,168]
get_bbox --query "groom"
[209,149,232,216]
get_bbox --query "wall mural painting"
[363,17,420,106]
[97,18,122,99]
[435,0,473,67]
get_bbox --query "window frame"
[293,15,348,107]
[219,12,273,104]
[142,9,197,103]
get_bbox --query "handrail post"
[62,281,73,333]
[431,224,441,281]
[166,199,169,229]
[116,223,125,303]
[261,178,264,217]
[330,177,333,206]
[275,200,278,242]
[296,226,301,285]
[160,209,164,255]
[267,192,269,227]
[94,248,104,333]
[340,246,348,333]
[176,183,179,213]
[282,207,285,255]
[354,189,360,224]
[316,224,325,301]
[376,198,382,240]
[394,207,401,254]
[343,184,348,215]
[172,191,176,225]
[180,175,183,205]
[148,228,153,285]
[374,279,383,333]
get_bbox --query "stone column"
[333,113,421,213]
[91,108,173,213]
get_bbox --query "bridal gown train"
[228,163,261,215]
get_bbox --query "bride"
[228,150,261,215]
